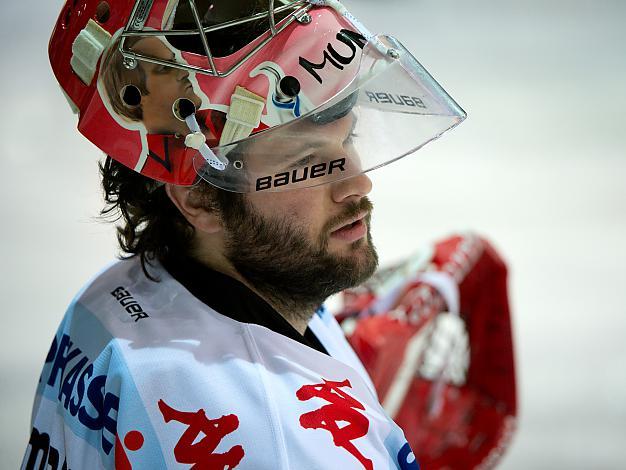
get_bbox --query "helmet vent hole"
[121,85,141,107]
[95,1,111,24]
[172,98,196,121]
[278,76,301,100]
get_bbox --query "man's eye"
[289,155,312,169]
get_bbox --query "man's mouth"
[330,212,368,243]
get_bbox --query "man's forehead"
[133,37,176,61]
[281,112,356,152]
[232,112,355,175]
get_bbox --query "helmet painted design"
[50,0,466,191]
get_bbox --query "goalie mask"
[50,0,466,192]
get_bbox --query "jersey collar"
[162,254,329,355]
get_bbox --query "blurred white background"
[1,0,625,468]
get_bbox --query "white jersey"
[22,257,419,469]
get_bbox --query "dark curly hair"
[99,156,240,280]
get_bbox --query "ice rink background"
[1,0,625,468]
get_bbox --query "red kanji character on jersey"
[297,379,373,470]
[158,399,244,469]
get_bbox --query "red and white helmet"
[50,0,466,192]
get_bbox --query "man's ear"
[165,184,222,234]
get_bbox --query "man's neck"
[193,251,315,335]
[251,290,318,335]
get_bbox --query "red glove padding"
[339,234,517,470]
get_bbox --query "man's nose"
[330,171,373,204]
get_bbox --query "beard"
[219,194,378,323]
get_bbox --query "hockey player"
[23,1,470,468]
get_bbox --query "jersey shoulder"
[23,257,250,469]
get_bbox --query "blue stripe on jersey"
[106,340,168,469]
[35,300,165,467]
[384,427,420,470]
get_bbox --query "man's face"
[132,37,202,135]
[216,114,378,317]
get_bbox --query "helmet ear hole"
[278,76,301,99]
[121,85,141,107]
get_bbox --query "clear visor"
[194,35,466,192]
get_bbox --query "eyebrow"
[287,114,358,158]
[155,51,176,65]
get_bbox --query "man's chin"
[328,234,369,256]
[327,239,378,282]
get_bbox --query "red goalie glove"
[338,234,517,469]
